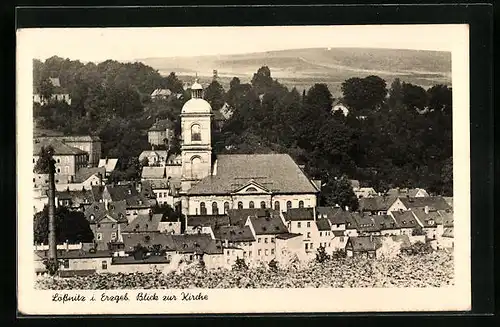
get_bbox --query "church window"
[286,201,292,210]
[191,156,202,179]
[299,200,304,208]
[249,201,255,209]
[200,202,207,215]
[191,124,201,141]
[260,201,266,209]
[274,201,280,211]
[237,201,243,209]
[224,202,230,213]
[246,187,258,192]
[212,202,219,215]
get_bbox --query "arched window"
[260,201,266,209]
[224,202,230,213]
[191,156,202,179]
[200,202,207,215]
[299,200,304,208]
[237,201,243,209]
[286,201,292,210]
[249,201,255,209]
[191,124,201,141]
[274,201,280,211]
[246,187,258,192]
[212,202,219,215]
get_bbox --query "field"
[139,47,452,95]
[35,250,453,290]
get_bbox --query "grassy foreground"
[35,250,453,290]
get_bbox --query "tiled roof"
[187,154,319,195]
[139,150,169,161]
[122,232,176,252]
[122,213,163,233]
[212,109,226,121]
[276,233,302,240]
[98,158,118,173]
[91,185,104,202]
[55,189,94,206]
[35,249,112,259]
[55,135,101,142]
[227,208,280,227]
[141,167,166,179]
[151,89,172,97]
[84,200,128,223]
[387,188,429,197]
[359,196,398,211]
[74,166,105,183]
[350,179,360,189]
[332,230,345,237]
[171,234,222,254]
[105,184,150,208]
[411,208,443,228]
[437,209,454,227]
[390,211,420,229]
[213,225,255,242]
[442,227,454,238]
[248,215,288,235]
[148,119,174,131]
[347,236,382,252]
[316,206,345,224]
[187,215,230,228]
[33,139,87,156]
[315,218,331,231]
[112,255,170,265]
[371,214,400,230]
[351,214,380,233]
[398,196,451,211]
[283,208,315,221]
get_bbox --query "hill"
[137,47,452,95]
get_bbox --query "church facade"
[178,80,320,217]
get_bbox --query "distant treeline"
[33,57,452,203]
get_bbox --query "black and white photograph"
[17,24,471,314]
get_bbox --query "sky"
[17,25,465,63]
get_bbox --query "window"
[305,243,308,250]
[57,168,60,173]
[246,187,258,192]
[102,261,107,270]
[63,259,69,269]
[243,251,247,257]
[258,249,262,256]
[238,201,243,209]
[340,237,344,242]
[307,222,311,228]
[260,201,266,209]
[258,237,261,243]
[97,224,101,229]
[224,202,230,213]
[307,232,311,238]
[57,158,60,163]
[158,193,162,198]
[286,201,292,210]
[212,202,219,215]
[97,233,102,241]
[111,223,115,228]
[226,250,230,255]
[320,232,322,237]
[265,249,269,256]
[271,237,275,243]
[299,200,304,208]
[200,202,207,215]
[249,201,254,209]
[90,214,95,221]
[191,124,201,141]
[271,249,275,255]
[274,201,280,211]
[111,232,117,240]
[249,251,252,257]
[264,238,268,244]
[310,243,314,249]
[328,243,331,247]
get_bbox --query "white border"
[17,25,470,315]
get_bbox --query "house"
[185,214,230,235]
[212,225,255,264]
[122,213,163,233]
[33,187,49,214]
[390,210,421,236]
[275,233,306,265]
[34,249,113,276]
[98,158,119,177]
[244,210,289,263]
[387,188,430,198]
[439,227,454,249]
[150,88,172,100]
[53,166,105,192]
[388,196,452,213]
[55,189,94,211]
[372,214,401,236]
[355,187,377,199]
[140,178,178,207]
[331,99,349,116]
[84,200,128,251]
[344,213,360,237]
[316,218,334,250]
[102,184,154,222]
[411,206,443,241]
[345,236,382,258]
[282,208,318,254]
[350,213,382,236]
[36,135,102,167]
[147,119,175,146]
[139,150,170,166]
[358,196,399,215]
[33,77,72,106]
[33,138,88,186]
[226,208,280,227]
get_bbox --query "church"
[177,79,321,217]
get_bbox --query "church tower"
[180,79,213,193]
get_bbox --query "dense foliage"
[34,58,452,198]
[34,206,94,244]
[35,251,453,289]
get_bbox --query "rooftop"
[84,200,128,223]
[227,208,280,227]
[359,196,398,211]
[390,211,420,229]
[122,213,163,233]
[283,207,315,221]
[316,218,331,231]
[213,225,255,242]
[148,119,174,131]
[187,154,319,195]
[33,139,87,156]
[398,196,452,211]
[74,166,105,183]
[187,215,230,228]
[248,214,288,236]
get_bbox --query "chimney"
[104,199,109,211]
[424,205,429,214]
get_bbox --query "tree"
[251,66,273,95]
[163,72,184,94]
[388,78,404,110]
[427,84,452,113]
[38,77,55,103]
[321,175,359,211]
[140,157,149,167]
[402,82,428,111]
[315,245,330,263]
[341,76,387,115]
[232,257,248,271]
[33,206,94,244]
[204,80,225,111]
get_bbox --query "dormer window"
[90,214,95,221]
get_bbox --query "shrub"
[331,249,347,259]
[232,257,248,271]
[316,245,330,263]
[401,241,433,255]
[412,228,426,236]
[268,259,278,272]
[43,258,61,276]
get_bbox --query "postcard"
[17,24,470,315]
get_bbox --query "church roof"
[186,154,319,195]
[181,98,212,114]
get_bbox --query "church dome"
[181,98,212,114]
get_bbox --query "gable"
[98,214,118,224]
[233,180,270,194]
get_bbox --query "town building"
[331,99,349,116]
[84,200,128,251]
[33,77,72,105]
[386,188,430,198]
[150,88,172,100]
[388,196,452,213]
[147,119,175,146]
[98,158,119,177]
[358,196,398,215]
